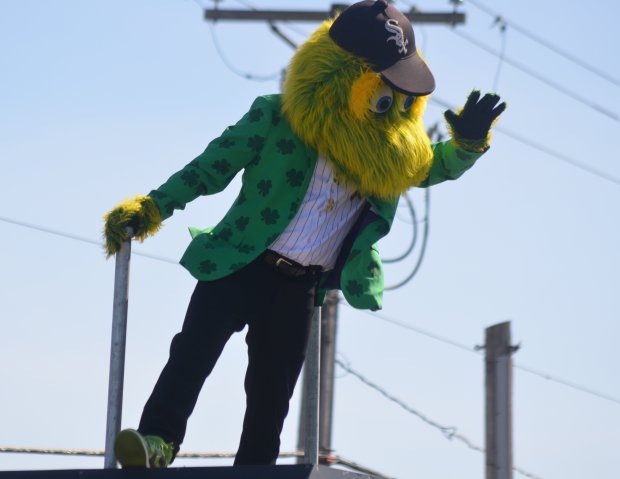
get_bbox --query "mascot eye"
[370,85,394,114]
[401,95,417,112]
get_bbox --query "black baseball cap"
[329,0,435,96]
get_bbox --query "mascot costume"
[104,0,505,468]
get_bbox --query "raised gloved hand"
[444,90,506,151]
[103,195,162,257]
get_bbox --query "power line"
[492,17,507,91]
[0,215,178,265]
[429,95,620,188]
[463,0,620,89]
[192,0,285,81]
[230,0,313,39]
[335,359,543,479]
[0,215,101,249]
[349,306,620,406]
[384,189,430,290]
[366,309,478,354]
[5,212,619,407]
[231,0,259,11]
[450,28,620,123]
[513,363,620,406]
[335,359,480,450]
[199,0,620,188]
[0,446,392,478]
[207,22,282,82]
[382,193,419,264]
[0,446,297,460]
[204,3,620,188]
[400,0,620,120]
[493,123,620,187]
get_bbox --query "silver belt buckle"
[275,257,293,268]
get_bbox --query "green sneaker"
[114,428,174,468]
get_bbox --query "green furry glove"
[103,195,162,257]
[444,90,506,152]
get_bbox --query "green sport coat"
[148,94,486,310]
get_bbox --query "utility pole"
[484,321,518,479]
[204,6,465,25]
[203,1,467,465]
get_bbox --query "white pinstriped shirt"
[269,155,366,270]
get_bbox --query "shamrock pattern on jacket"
[146,94,487,310]
[148,95,316,284]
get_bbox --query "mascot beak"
[329,0,435,96]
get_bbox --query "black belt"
[261,250,323,278]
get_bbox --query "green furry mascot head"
[282,0,436,200]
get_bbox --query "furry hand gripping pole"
[103,195,162,257]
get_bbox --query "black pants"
[138,256,319,465]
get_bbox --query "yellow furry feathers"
[282,20,434,199]
[349,72,383,119]
[103,195,162,257]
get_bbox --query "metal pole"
[485,322,513,479]
[303,307,321,466]
[319,291,339,457]
[103,229,133,469]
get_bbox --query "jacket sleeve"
[417,140,487,188]
[148,96,274,221]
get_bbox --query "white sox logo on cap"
[385,19,408,55]
[329,0,436,95]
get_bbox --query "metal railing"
[102,230,321,468]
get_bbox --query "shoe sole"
[114,429,150,468]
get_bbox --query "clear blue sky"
[1,1,619,478]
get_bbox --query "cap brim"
[380,52,435,96]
